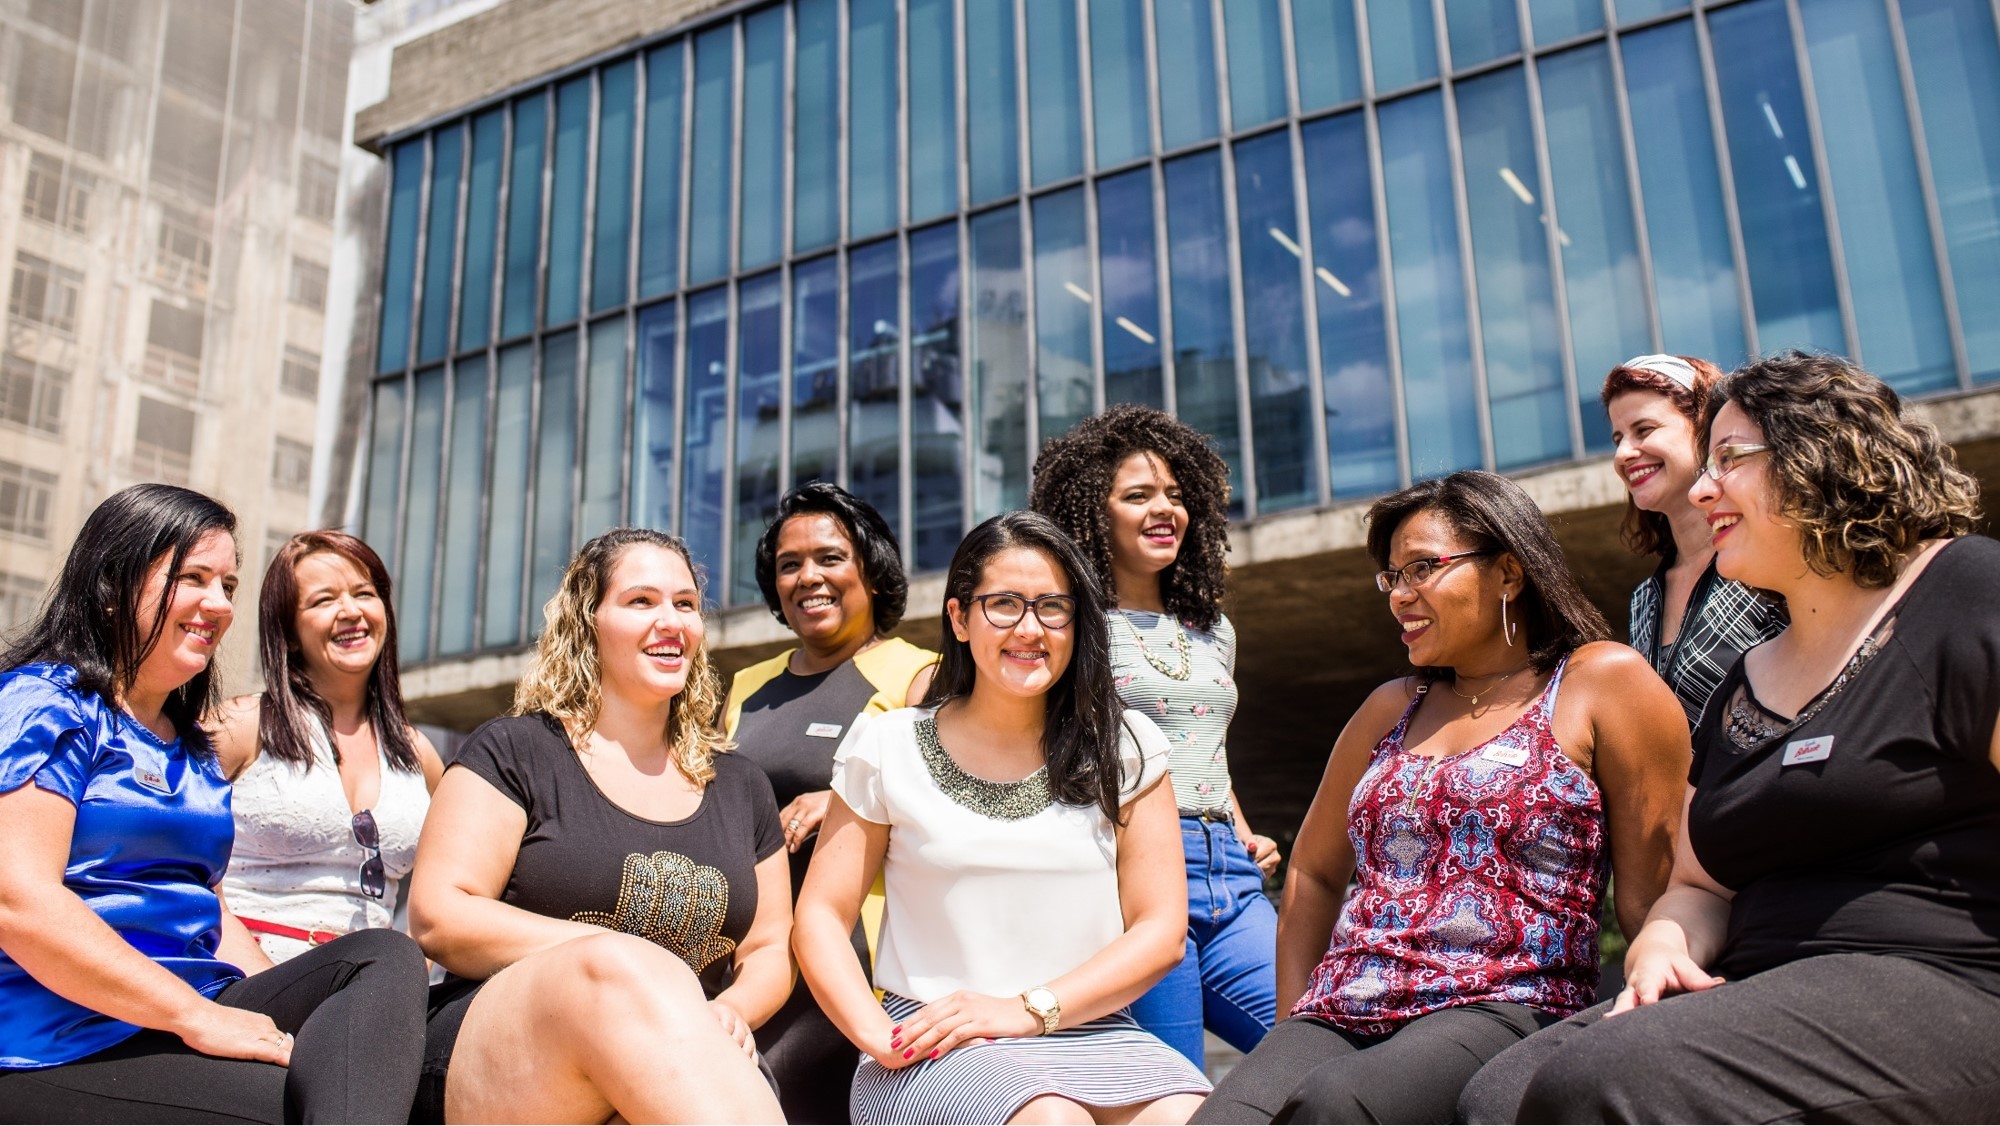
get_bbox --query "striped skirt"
[851,993,1212,1124]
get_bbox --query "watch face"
[1027,988,1057,1013]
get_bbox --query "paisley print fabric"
[1292,657,1607,1035]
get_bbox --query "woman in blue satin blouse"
[0,484,428,1124]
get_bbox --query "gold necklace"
[1447,666,1529,707]
[1118,611,1191,681]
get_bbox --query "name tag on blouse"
[1781,736,1833,767]
[135,767,171,793]
[806,722,844,739]
[1481,744,1530,768]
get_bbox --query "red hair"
[1600,356,1725,558]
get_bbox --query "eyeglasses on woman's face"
[1374,549,1496,594]
[967,592,1078,630]
[1700,442,1770,481]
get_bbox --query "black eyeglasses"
[1375,549,1496,594]
[968,592,1078,629]
[352,810,385,900]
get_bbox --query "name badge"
[1781,735,1833,766]
[134,767,171,793]
[1481,744,1530,768]
[806,722,844,739]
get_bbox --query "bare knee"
[1010,1094,1096,1124]
[1100,1093,1204,1125]
[563,932,706,1010]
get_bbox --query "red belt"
[238,917,342,946]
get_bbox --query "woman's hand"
[881,991,1039,1067]
[1243,833,1281,877]
[174,1000,293,1066]
[779,789,833,854]
[709,999,758,1063]
[1611,924,1723,1014]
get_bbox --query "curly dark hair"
[1028,404,1231,632]
[1601,355,1725,559]
[1704,351,1981,589]
[754,482,909,632]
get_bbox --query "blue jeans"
[1129,817,1279,1066]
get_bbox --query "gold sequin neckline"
[915,713,1051,821]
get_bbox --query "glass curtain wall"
[367,0,2000,664]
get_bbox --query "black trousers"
[1190,1002,1558,1124]
[1457,953,2000,1124]
[0,929,428,1125]
[755,907,872,1124]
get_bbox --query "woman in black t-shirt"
[407,529,787,1123]
[1461,353,2000,1122]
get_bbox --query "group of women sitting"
[1,349,1996,1124]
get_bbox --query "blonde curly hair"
[512,528,730,783]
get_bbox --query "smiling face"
[1690,400,1794,589]
[593,543,706,707]
[291,551,386,682]
[1105,451,1189,584]
[1608,390,1702,518]
[948,546,1074,701]
[131,529,238,701]
[772,512,875,654]
[1383,508,1519,669]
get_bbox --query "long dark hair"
[1364,471,1610,677]
[256,531,419,772]
[754,481,910,632]
[921,511,1124,824]
[2,484,237,756]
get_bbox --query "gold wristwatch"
[1021,986,1060,1036]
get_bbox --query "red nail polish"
[891,1038,902,1049]
[903,1049,914,1059]
[929,1049,939,1059]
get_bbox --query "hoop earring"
[1502,593,1516,647]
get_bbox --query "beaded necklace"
[1117,610,1191,681]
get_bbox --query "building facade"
[350,0,2000,820]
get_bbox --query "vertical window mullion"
[1211,0,1258,515]
[1885,0,1975,390]
[1518,0,1587,462]
[1439,0,1498,473]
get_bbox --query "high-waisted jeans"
[1129,816,1279,1065]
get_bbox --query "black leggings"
[1190,1002,1558,1124]
[1457,953,2000,1124]
[0,929,428,1124]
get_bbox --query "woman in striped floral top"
[1031,404,1281,1068]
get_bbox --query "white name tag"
[134,767,170,793]
[1781,735,1834,766]
[1481,743,1530,768]
[806,722,844,739]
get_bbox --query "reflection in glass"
[796,0,840,250]
[1033,189,1093,445]
[531,332,579,618]
[1902,0,2000,383]
[1027,0,1083,185]
[485,345,533,647]
[681,290,729,581]
[1802,0,1953,394]
[1708,0,1844,355]
[1302,113,1396,497]
[1369,0,1440,92]
[1530,0,1601,44]
[1096,169,1164,410]
[689,27,734,283]
[459,110,504,351]
[363,378,406,567]
[581,317,628,541]
[438,357,487,657]
[791,256,841,488]
[1091,0,1150,170]
[502,95,546,340]
[1541,44,1652,449]
[740,11,785,268]
[639,45,684,298]
[910,224,965,571]
[1621,21,1744,366]
[1445,0,1520,71]
[1163,151,1245,510]
[967,0,1020,204]
[1154,0,1219,148]
[417,127,461,365]
[399,368,446,661]
[735,274,784,603]
[545,77,590,327]
[593,60,636,311]
[631,302,680,531]
[1234,131,1316,511]
[849,241,903,535]
[910,0,957,220]
[1224,0,1287,129]
[379,142,421,372]
[970,207,1030,517]
[1617,0,1687,22]
[1293,0,1362,110]
[851,0,899,237]
[1380,91,1481,477]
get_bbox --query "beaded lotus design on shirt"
[571,850,735,971]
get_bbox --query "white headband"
[1620,353,1699,389]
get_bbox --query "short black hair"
[754,482,910,632]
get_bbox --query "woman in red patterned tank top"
[1192,472,1689,1125]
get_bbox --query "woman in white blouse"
[794,511,1210,1125]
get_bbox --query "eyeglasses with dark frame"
[1700,442,1771,481]
[966,592,1079,630]
[353,809,386,900]
[1374,549,1497,594]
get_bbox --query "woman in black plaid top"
[1601,355,1784,726]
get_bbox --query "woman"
[1464,353,2000,1122]
[794,511,1210,1125]
[1030,405,1281,1065]
[1604,354,1785,725]
[0,484,426,1122]
[212,531,444,961]
[1191,471,1687,1124]
[408,527,786,1123]
[727,483,938,1122]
